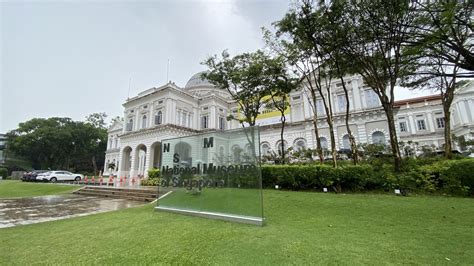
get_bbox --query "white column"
[408,114,416,134]
[135,108,140,130]
[210,106,216,128]
[149,103,154,127]
[427,112,435,132]
[129,149,137,178]
[352,79,362,111]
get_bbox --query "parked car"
[37,171,84,182]
[22,170,49,182]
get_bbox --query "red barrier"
[84,176,88,184]
[99,176,103,186]
[91,176,95,184]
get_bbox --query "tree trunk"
[340,76,358,165]
[92,156,98,176]
[280,114,286,163]
[443,105,453,159]
[327,118,338,168]
[383,104,402,172]
[312,119,324,164]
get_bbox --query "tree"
[339,0,417,172]
[202,50,273,160]
[403,0,473,158]
[319,0,359,164]
[409,0,474,76]
[202,50,271,127]
[85,112,107,129]
[270,1,341,167]
[263,55,299,163]
[7,115,107,174]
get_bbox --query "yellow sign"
[256,95,291,120]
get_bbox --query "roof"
[394,94,442,107]
[184,71,214,89]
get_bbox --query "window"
[319,137,328,150]
[155,111,162,125]
[436,117,445,129]
[294,139,307,151]
[316,99,325,115]
[399,121,407,132]
[182,112,187,126]
[261,143,271,156]
[201,115,209,129]
[276,141,287,155]
[372,131,386,144]
[365,90,379,108]
[142,115,147,129]
[417,120,426,130]
[337,95,346,113]
[219,117,225,130]
[127,119,133,131]
[342,135,351,149]
[114,138,118,148]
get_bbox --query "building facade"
[0,134,6,166]
[104,72,474,177]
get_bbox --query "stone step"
[83,186,158,194]
[74,190,156,202]
[73,186,158,202]
[77,188,158,198]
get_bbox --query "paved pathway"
[0,194,144,228]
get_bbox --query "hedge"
[0,167,7,178]
[261,164,374,192]
[261,159,474,195]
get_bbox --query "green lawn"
[2,190,473,264]
[0,180,79,198]
[159,188,263,217]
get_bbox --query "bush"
[0,167,7,178]
[148,168,160,179]
[261,164,376,192]
[141,168,161,186]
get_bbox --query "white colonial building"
[104,72,474,178]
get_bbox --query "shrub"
[441,159,474,195]
[0,167,7,178]
[261,164,375,192]
[148,168,160,179]
[141,168,161,186]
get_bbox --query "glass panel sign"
[156,126,263,225]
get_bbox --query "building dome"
[184,71,215,89]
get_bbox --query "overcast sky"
[0,0,431,133]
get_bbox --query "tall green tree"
[202,50,270,127]
[403,0,473,158]
[339,0,417,172]
[7,115,107,174]
[263,55,299,163]
[271,0,340,167]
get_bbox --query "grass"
[1,190,474,264]
[159,188,263,217]
[0,180,79,198]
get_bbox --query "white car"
[38,171,84,182]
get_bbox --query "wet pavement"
[0,194,145,228]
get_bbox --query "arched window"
[294,138,307,152]
[114,138,118,148]
[232,145,241,163]
[155,111,162,125]
[276,140,288,155]
[127,119,133,131]
[142,115,147,129]
[261,142,271,156]
[319,137,328,150]
[372,131,386,144]
[342,135,351,150]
